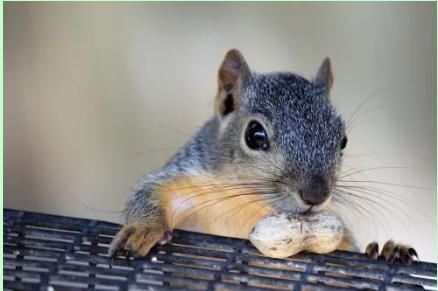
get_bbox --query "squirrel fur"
[109,49,417,265]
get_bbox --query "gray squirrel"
[109,49,418,265]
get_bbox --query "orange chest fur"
[158,175,275,239]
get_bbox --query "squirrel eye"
[245,121,269,151]
[340,135,348,150]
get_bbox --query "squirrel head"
[214,49,347,213]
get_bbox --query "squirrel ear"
[215,49,251,117]
[315,57,334,99]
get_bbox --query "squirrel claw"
[408,247,420,263]
[157,230,173,245]
[365,240,418,265]
[109,250,123,269]
[365,241,379,260]
[125,245,132,267]
[366,240,424,289]
[108,222,170,266]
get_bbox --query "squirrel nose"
[298,176,330,206]
[299,190,326,205]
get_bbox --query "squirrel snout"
[298,176,330,206]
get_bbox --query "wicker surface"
[3,208,437,291]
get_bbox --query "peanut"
[249,210,344,258]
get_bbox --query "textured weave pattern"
[3,209,437,291]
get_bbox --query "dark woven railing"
[3,208,437,290]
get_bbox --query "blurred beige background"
[4,2,437,262]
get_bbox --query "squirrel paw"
[108,222,172,267]
[365,240,419,265]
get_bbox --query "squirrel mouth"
[303,205,314,215]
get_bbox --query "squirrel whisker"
[169,184,280,225]
[337,166,413,180]
[336,179,434,190]
[332,191,390,236]
[172,190,282,230]
[158,177,285,197]
[333,188,411,235]
[336,185,430,226]
[345,106,387,132]
[344,81,395,128]
[331,196,379,237]
[207,194,286,236]
[234,195,288,237]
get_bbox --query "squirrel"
[109,49,418,265]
